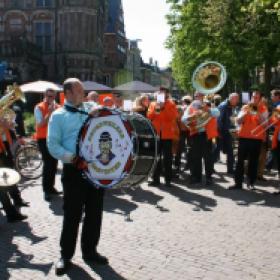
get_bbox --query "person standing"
[86,91,99,104]
[147,87,179,187]
[47,78,108,276]
[217,93,239,174]
[181,92,220,186]
[229,91,268,190]
[34,89,60,201]
[266,89,280,171]
[0,117,29,222]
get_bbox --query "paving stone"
[0,157,279,279]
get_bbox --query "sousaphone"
[192,61,227,95]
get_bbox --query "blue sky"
[122,0,171,68]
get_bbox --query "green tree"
[166,0,280,95]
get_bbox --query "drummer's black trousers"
[60,164,105,260]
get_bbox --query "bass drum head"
[77,108,157,189]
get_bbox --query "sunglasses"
[46,94,56,98]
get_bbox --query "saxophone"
[0,84,26,133]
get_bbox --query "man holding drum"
[47,78,108,276]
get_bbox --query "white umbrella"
[83,81,112,91]
[113,81,157,92]
[20,80,62,93]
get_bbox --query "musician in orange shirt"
[34,89,60,201]
[147,87,179,187]
[229,91,268,190]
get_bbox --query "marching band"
[0,65,280,275]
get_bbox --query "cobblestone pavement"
[0,158,280,280]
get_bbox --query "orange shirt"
[147,99,179,140]
[0,129,12,153]
[238,102,268,141]
[205,117,218,140]
[35,101,60,139]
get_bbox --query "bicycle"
[13,138,43,180]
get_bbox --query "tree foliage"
[166,0,280,94]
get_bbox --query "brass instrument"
[187,109,211,130]
[243,103,258,114]
[192,61,227,95]
[0,84,26,132]
[251,108,280,136]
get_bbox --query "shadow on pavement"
[0,221,51,279]
[87,263,128,280]
[212,182,280,208]
[66,262,97,280]
[104,192,138,222]
[158,183,217,211]
[120,186,167,211]
[48,195,64,216]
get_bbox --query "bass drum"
[77,108,158,189]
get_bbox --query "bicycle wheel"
[15,145,43,179]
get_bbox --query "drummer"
[47,78,108,276]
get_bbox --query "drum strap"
[64,104,89,116]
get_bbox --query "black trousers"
[189,132,213,181]
[0,190,18,218]
[274,142,280,176]
[152,139,173,184]
[174,132,186,172]
[0,142,22,204]
[37,139,58,194]
[221,135,235,173]
[235,138,262,187]
[60,164,105,260]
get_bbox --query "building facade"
[0,0,107,82]
[103,0,127,87]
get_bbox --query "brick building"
[0,0,107,82]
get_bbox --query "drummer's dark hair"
[63,78,82,94]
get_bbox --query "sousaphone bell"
[192,61,227,95]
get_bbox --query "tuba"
[0,84,26,132]
[192,61,227,95]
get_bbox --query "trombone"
[251,109,280,136]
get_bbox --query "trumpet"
[243,102,258,114]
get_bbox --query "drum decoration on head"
[77,108,158,189]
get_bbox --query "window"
[68,0,81,5]
[9,18,23,31]
[25,0,33,8]
[36,0,53,7]
[11,0,23,8]
[35,22,52,51]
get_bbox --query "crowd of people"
[0,78,280,275]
